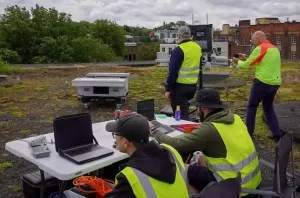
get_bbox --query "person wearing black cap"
[105,113,189,198]
[151,88,261,196]
[164,25,202,120]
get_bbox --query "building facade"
[154,29,179,43]
[215,18,300,60]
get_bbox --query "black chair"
[241,134,298,197]
[191,175,241,198]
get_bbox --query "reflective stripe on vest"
[205,114,261,193]
[116,144,189,198]
[208,151,258,171]
[131,168,157,198]
[176,41,202,84]
[161,144,187,186]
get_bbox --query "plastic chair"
[191,175,241,198]
[241,134,298,197]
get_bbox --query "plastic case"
[22,170,60,198]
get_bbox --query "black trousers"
[170,83,197,121]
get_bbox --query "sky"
[0,0,299,29]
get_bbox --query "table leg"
[40,169,45,198]
[58,181,67,198]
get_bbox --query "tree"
[92,20,126,57]
[137,43,159,60]
[0,48,21,63]
[0,5,34,63]
[72,37,118,62]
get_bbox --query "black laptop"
[136,99,174,134]
[53,113,114,165]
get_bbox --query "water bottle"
[175,105,181,121]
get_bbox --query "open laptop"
[53,113,114,165]
[136,99,174,134]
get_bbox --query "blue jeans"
[246,79,281,136]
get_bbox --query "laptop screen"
[136,99,155,121]
[53,113,94,152]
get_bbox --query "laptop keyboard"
[65,144,100,157]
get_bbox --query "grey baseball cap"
[178,26,191,37]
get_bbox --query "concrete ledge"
[203,72,230,83]
[0,74,8,81]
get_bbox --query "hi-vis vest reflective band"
[176,41,202,84]
[115,144,189,198]
[205,114,261,195]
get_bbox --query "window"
[162,47,165,52]
[217,47,222,53]
[168,48,172,55]
[291,34,296,45]
[276,34,281,45]
[291,51,297,60]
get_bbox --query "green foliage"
[0,5,126,64]
[123,25,151,43]
[0,60,22,74]
[0,48,21,63]
[0,162,13,173]
[92,20,126,57]
[137,43,160,60]
[72,37,118,62]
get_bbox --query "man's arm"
[152,124,213,153]
[105,173,135,198]
[165,47,184,91]
[237,47,261,69]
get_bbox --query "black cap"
[105,113,150,143]
[189,88,228,109]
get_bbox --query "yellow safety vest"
[176,41,202,84]
[205,114,262,196]
[115,144,189,198]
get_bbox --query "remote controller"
[28,143,51,158]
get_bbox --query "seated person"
[151,88,261,197]
[105,113,189,198]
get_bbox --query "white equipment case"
[72,73,130,108]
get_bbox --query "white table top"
[5,117,194,180]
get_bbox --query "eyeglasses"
[112,133,121,139]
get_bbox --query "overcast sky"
[0,0,299,29]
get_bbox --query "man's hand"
[164,91,171,100]
[148,121,156,135]
[238,53,247,61]
[232,57,239,64]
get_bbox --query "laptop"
[53,113,114,165]
[136,99,174,134]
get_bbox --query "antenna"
[192,13,194,25]
[206,13,208,24]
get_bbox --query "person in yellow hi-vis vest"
[165,25,202,121]
[232,31,282,141]
[152,88,261,197]
[105,113,189,198]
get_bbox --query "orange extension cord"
[73,176,114,198]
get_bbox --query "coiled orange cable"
[73,176,114,198]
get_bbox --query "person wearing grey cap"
[151,88,261,196]
[105,113,189,198]
[165,25,202,121]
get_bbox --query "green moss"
[12,111,27,118]
[0,162,13,173]
[19,129,31,135]
[35,84,50,92]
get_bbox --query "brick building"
[215,18,300,60]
